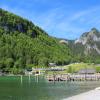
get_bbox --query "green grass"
[63,63,100,73]
[44,63,100,75]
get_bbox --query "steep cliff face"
[74,28,100,55]
[0,8,45,38]
[62,28,100,63]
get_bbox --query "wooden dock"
[46,74,100,82]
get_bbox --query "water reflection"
[0,76,100,100]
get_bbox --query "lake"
[0,76,100,100]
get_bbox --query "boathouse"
[25,68,32,75]
[32,68,42,75]
[78,68,96,74]
[48,63,56,67]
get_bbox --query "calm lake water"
[0,76,100,100]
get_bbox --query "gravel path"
[63,88,100,100]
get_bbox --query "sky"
[0,0,100,39]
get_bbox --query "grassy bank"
[46,63,100,75]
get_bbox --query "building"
[78,68,96,74]
[32,68,42,75]
[48,63,56,67]
[25,68,32,75]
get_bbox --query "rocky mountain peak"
[75,28,100,45]
[72,28,100,56]
[59,40,68,44]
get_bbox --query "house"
[49,67,65,71]
[25,68,32,75]
[48,63,56,67]
[78,68,96,74]
[25,67,45,75]
[32,68,41,75]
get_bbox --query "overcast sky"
[0,0,100,39]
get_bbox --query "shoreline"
[63,87,100,100]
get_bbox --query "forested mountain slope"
[0,8,71,74]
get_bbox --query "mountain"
[1,8,100,74]
[0,8,71,74]
[68,28,100,63]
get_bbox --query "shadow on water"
[0,76,100,100]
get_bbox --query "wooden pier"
[46,74,100,82]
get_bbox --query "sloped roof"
[78,68,96,74]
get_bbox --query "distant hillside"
[0,8,71,74]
